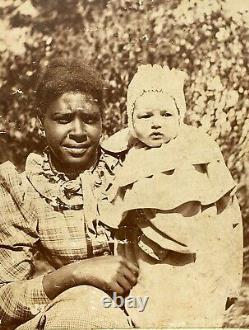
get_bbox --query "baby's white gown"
[100,125,243,328]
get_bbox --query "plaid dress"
[0,149,128,329]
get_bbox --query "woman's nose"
[69,118,86,141]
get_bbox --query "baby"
[100,65,243,327]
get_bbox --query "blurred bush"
[0,0,249,249]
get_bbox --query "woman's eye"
[83,116,98,124]
[57,118,70,124]
[55,116,71,124]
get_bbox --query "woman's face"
[132,92,180,147]
[43,92,102,174]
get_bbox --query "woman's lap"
[16,286,131,329]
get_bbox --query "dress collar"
[25,148,120,211]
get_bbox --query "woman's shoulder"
[0,160,22,187]
[0,159,29,207]
[0,152,46,201]
[0,152,42,182]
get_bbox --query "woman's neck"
[48,149,99,180]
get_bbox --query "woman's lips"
[62,144,89,156]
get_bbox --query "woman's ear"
[37,117,46,138]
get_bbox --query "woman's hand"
[43,255,139,300]
[73,255,139,296]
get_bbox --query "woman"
[0,59,138,329]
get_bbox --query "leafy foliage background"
[0,1,249,325]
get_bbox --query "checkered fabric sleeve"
[0,182,50,326]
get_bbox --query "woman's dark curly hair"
[35,58,105,118]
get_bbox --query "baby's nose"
[151,121,162,129]
[151,115,163,128]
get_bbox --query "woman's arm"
[43,255,139,300]
[0,182,139,327]
[0,184,51,326]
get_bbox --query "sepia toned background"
[0,0,249,327]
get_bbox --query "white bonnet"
[127,64,188,136]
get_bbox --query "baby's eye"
[163,112,172,117]
[139,114,152,119]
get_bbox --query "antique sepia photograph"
[0,0,248,328]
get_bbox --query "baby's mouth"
[150,132,164,139]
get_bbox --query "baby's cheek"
[166,121,180,136]
[135,126,150,139]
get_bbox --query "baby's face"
[133,92,180,147]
